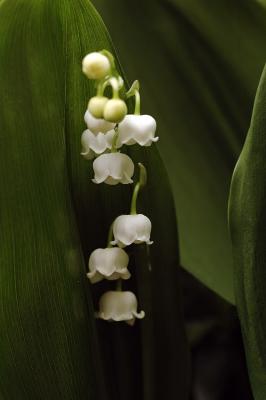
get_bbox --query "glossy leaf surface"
[0,0,189,399]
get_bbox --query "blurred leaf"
[228,64,266,399]
[93,0,266,303]
[0,0,189,399]
[256,0,266,7]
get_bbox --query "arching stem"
[96,78,109,96]
[130,163,147,215]
[109,77,120,99]
[134,90,141,115]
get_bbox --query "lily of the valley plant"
[81,50,159,325]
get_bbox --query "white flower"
[92,153,134,185]
[117,114,158,147]
[96,291,145,325]
[82,52,110,80]
[111,214,153,247]
[84,110,115,134]
[87,247,131,283]
[81,129,115,160]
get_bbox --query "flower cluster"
[81,50,158,325]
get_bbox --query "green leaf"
[0,1,104,399]
[228,64,266,399]
[93,0,266,303]
[0,1,189,399]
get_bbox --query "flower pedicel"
[81,50,158,325]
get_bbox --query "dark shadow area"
[180,268,253,400]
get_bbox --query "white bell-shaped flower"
[81,129,115,160]
[111,214,153,247]
[92,153,134,185]
[96,290,145,325]
[117,114,158,147]
[84,110,115,134]
[87,247,131,283]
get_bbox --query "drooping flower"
[87,247,130,283]
[84,110,115,134]
[80,129,115,160]
[111,214,153,247]
[117,114,158,147]
[96,290,145,325]
[92,152,134,185]
[82,52,111,80]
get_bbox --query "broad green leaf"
[93,0,266,303]
[0,0,189,399]
[0,1,103,399]
[228,65,266,399]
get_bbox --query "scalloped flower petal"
[87,247,130,283]
[117,114,158,147]
[111,214,153,247]
[92,153,134,185]
[81,129,115,160]
[96,291,145,325]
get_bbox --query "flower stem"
[111,126,119,153]
[96,78,109,96]
[100,49,116,74]
[130,163,147,215]
[109,77,120,99]
[125,81,140,115]
[130,182,140,215]
[125,80,139,98]
[107,223,114,248]
[134,90,141,115]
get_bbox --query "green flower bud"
[88,96,109,118]
[103,99,127,123]
[82,52,110,80]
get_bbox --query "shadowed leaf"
[93,0,266,303]
[229,64,266,400]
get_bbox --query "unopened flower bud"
[88,96,109,118]
[103,99,127,123]
[82,52,110,80]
